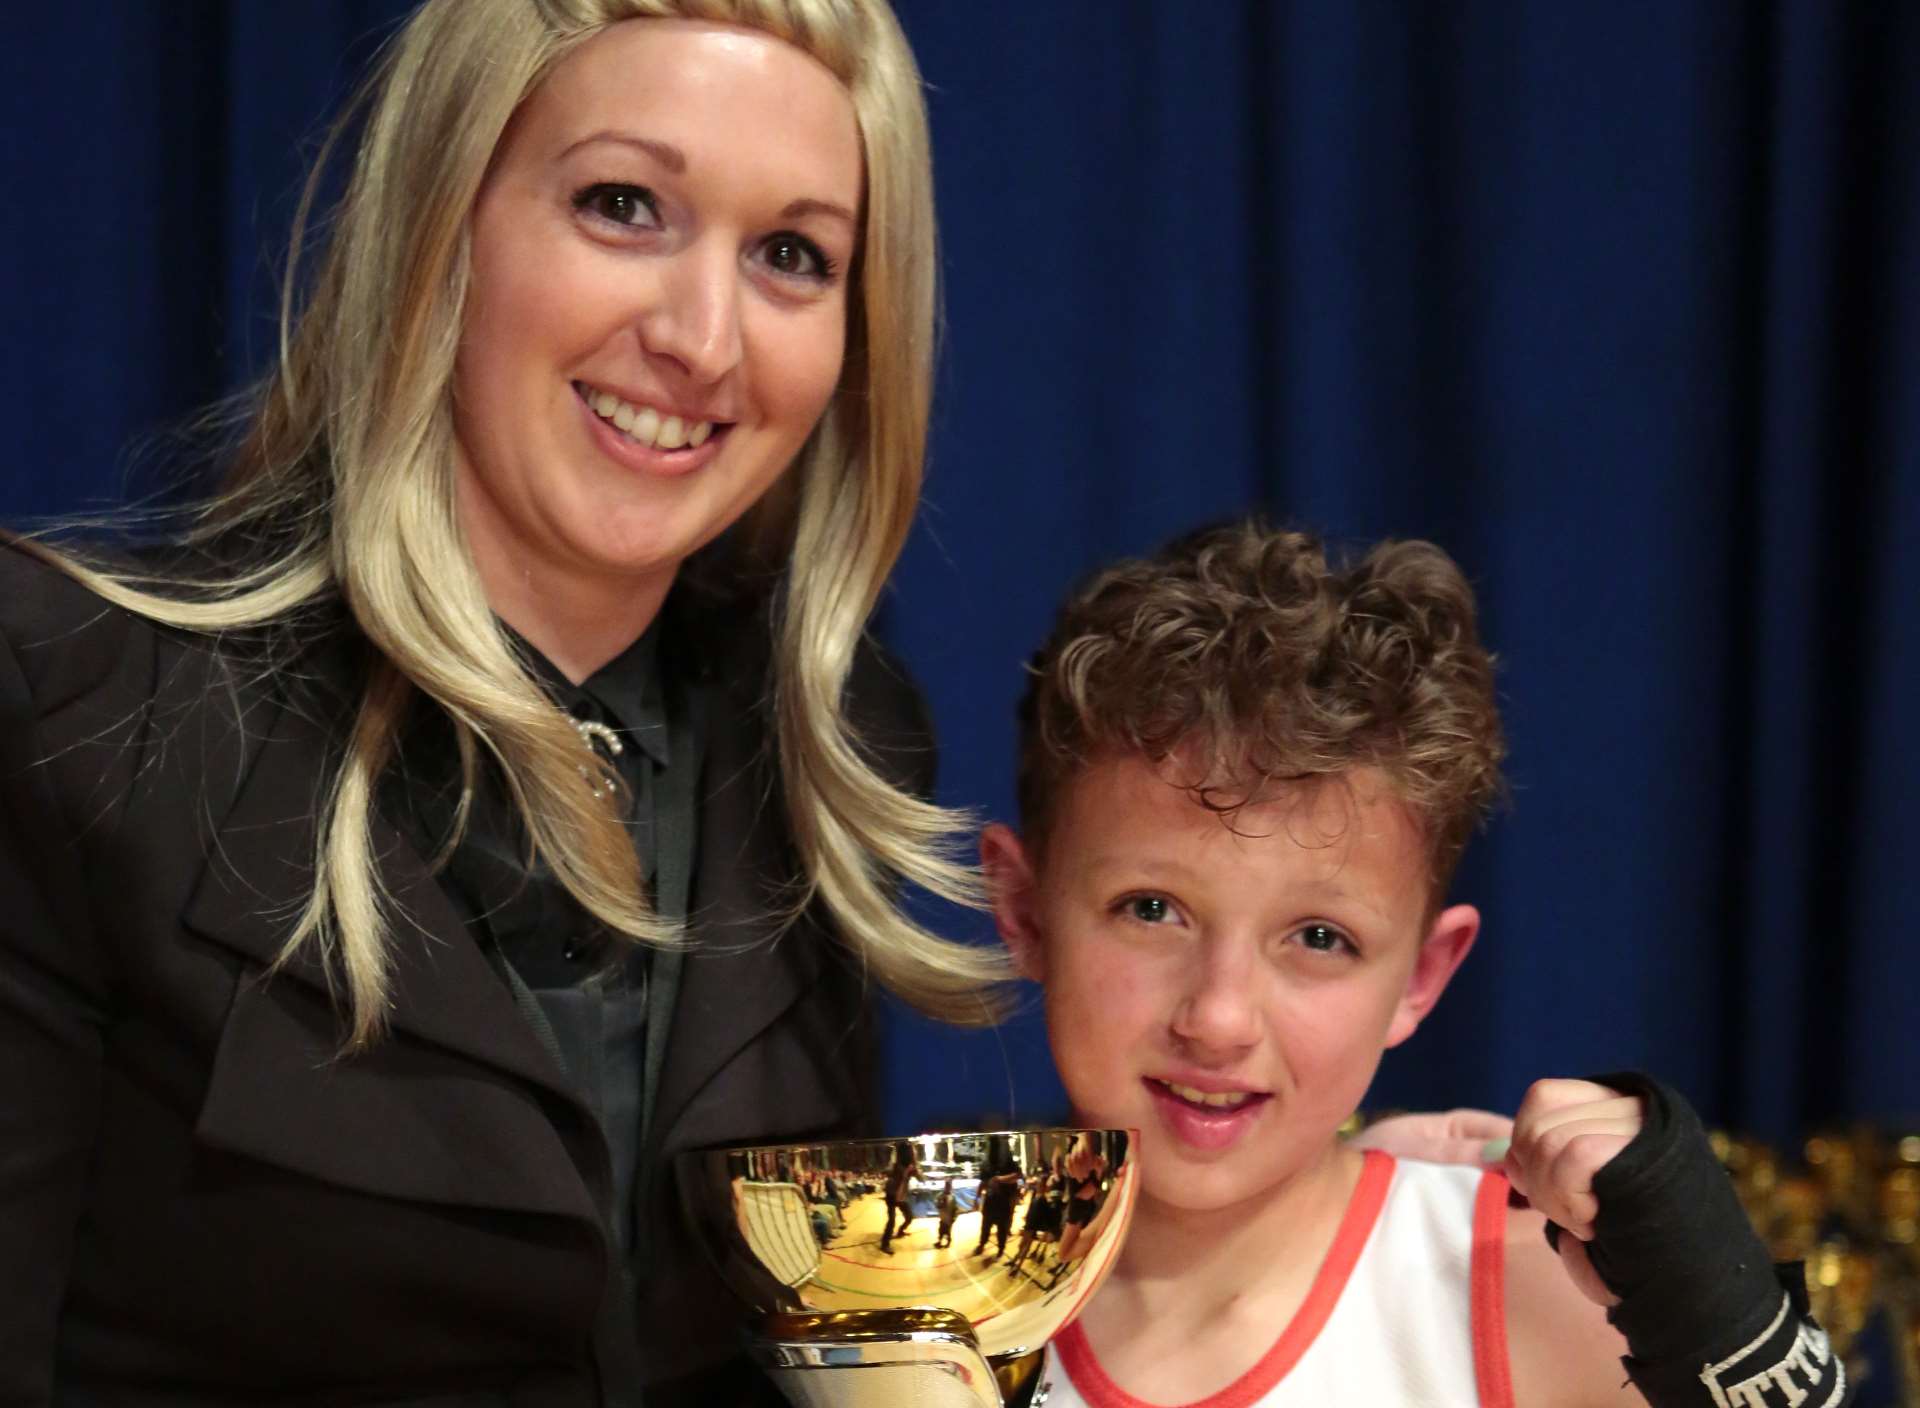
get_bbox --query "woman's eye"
[759,231,836,281]
[574,183,661,229]
[1296,923,1351,955]
[1124,896,1175,925]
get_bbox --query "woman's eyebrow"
[560,130,686,172]
[558,130,854,226]
[781,196,856,227]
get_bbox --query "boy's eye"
[1296,923,1352,955]
[1124,895,1174,924]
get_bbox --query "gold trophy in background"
[1718,1122,1920,1405]
[680,1128,1135,1408]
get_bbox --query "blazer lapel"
[181,685,571,1096]
[647,666,820,1156]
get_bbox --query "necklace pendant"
[577,762,621,800]
[569,716,626,801]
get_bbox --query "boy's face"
[984,754,1478,1219]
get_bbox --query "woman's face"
[453,19,862,634]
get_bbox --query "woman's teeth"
[1157,1080,1257,1110]
[584,386,713,450]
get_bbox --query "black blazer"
[0,545,932,1406]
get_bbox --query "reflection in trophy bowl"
[679,1129,1135,1407]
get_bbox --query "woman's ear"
[1384,903,1479,1048]
[980,823,1046,982]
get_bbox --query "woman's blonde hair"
[28,0,1007,1046]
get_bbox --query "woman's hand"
[1348,1107,1515,1166]
[1503,1078,1645,1307]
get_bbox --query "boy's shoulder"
[1359,1158,1640,1407]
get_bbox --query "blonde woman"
[0,2,1004,1403]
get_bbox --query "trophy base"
[753,1309,1037,1408]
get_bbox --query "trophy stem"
[992,1347,1046,1406]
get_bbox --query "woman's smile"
[575,379,726,452]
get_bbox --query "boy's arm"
[1504,1201,1645,1406]
[1506,1076,1845,1408]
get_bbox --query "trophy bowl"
[679,1128,1136,1408]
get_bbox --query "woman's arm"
[1348,1107,1515,1165]
[0,625,112,1402]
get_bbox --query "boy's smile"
[1143,1075,1271,1151]
[986,753,1479,1221]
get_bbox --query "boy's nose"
[1169,944,1263,1057]
[638,242,744,385]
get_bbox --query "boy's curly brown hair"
[1016,521,1506,895]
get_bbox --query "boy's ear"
[1384,903,1479,1049]
[980,822,1046,982]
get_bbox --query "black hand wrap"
[1547,1072,1846,1407]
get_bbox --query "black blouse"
[387,621,703,1257]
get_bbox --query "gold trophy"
[679,1128,1136,1408]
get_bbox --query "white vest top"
[1035,1152,1514,1408]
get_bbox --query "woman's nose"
[639,241,743,385]
[1169,942,1262,1057]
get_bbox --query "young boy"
[984,524,1840,1408]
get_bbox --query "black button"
[562,937,588,963]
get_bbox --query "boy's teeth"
[1161,1080,1254,1109]
[583,385,710,450]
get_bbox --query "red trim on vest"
[1051,1150,1396,1408]
[1469,1167,1515,1408]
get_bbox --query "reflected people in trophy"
[1054,1131,1113,1271]
[1005,1155,1064,1277]
[936,1179,960,1248]
[879,1138,919,1253]
[711,1131,1128,1299]
[974,1133,1024,1261]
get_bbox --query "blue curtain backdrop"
[1,4,1913,1147]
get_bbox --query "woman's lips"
[1144,1077,1272,1152]
[574,382,730,477]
